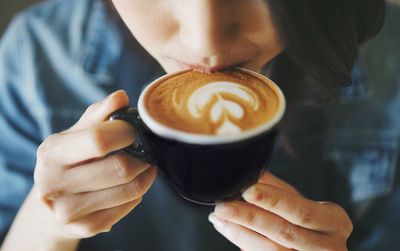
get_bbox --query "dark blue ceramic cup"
[110,69,286,205]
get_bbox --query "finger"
[53,166,157,223]
[65,199,142,239]
[242,183,339,232]
[61,153,151,193]
[214,201,334,251]
[258,171,300,195]
[68,90,129,132]
[37,120,136,166]
[208,213,292,251]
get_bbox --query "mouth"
[171,58,247,73]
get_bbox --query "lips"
[163,35,261,73]
[173,60,245,73]
[168,52,257,73]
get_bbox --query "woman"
[0,0,393,250]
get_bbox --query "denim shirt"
[0,0,399,250]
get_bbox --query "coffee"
[144,69,281,136]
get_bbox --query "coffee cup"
[110,68,286,205]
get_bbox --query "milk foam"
[216,119,242,135]
[210,100,243,122]
[143,69,284,140]
[186,81,260,135]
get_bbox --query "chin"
[158,61,181,74]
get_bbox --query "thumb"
[68,90,129,132]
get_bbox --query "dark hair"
[261,0,386,187]
[266,0,386,104]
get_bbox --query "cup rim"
[137,68,286,145]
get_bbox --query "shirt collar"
[79,0,124,85]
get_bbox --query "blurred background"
[0,0,39,35]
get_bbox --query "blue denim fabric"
[0,0,399,250]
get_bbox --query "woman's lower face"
[111,0,285,73]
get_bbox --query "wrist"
[30,187,81,251]
[1,187,81,251]
[41,238,80,251]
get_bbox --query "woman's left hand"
[209,172,353,251]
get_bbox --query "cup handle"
[109,107,155,165]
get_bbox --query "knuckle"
[341,216,354,238]
[245,210,257,225]
[330,202,343,212]
[36,141,50,160]
[113,154,135,181]
[36,142,48,160]
[266,193,280,209]
[252,185,265,202]
[327,202,353,236]
[327,202,345,216]
[297,204,313,225]
[34,135,64,195]
[121,179,145,198]
[278,222,299,243]
[36,134,58,160]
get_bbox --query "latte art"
[144,70,280,135]
[184,81,260,135]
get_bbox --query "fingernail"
[215,203,236,217]
[242,185,259,201]
[108,90,127,100]
[208,213,225,230]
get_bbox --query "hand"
[33,90,157,240]
[209,172,353,251]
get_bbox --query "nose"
[179,0,239,60]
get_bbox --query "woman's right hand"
[33,90,157,240]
